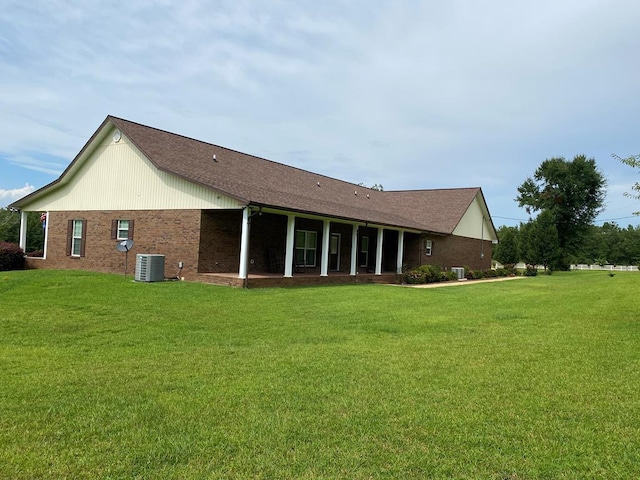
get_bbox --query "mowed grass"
[0,270,638,479]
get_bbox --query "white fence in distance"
[498,262,640,272]
[571,264,639,272]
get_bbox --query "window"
[425,239,433,256]
[295,230,317,267]
[111,219,134,240]
[67,219,86,257]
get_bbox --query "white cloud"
[0,184,35,207]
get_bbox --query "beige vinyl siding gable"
[21,129,242,212]
[452,194,498,241]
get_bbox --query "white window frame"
[425,239,433,256]
[295,230,317,267]
[117,220,130,240]
[72,220,83,257]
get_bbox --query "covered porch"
[197,206,420,286]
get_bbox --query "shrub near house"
[403,264,519,284]
[0,242,25,271]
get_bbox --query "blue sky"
[1,0,639,227]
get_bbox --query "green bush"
[441,271,458,282]
[403,265,452,284]
[0,242,25,271]
[404,266,515,284]
[466,269,485,280]
[524,265,538,276]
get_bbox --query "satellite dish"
[116,239,135,277]
[116,239,134,252]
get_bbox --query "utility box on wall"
[135,254,165,282]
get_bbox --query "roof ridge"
[387,187,480,193]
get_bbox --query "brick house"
[11,116,498,287]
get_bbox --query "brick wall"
[27,209,493,282]
[28,210,202,280]
[420,235,492,271]
[402,233,422,269]
[399,233,492,271]
[198,210,242,273]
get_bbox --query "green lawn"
[0,270,638,479]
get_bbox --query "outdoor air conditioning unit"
[135,254,165,282]
[451,267,465,280]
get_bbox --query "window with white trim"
[69,219,86,257]
[295,230,317,267]
[111,219,134,240]
[425,239,433,256]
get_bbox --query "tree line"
[495,153,639,269]
[494,222,640,268]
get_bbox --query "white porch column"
[238,207,250,279]
[320,219,330,276]
[375,227,384,275]
[350,224,358,275]
[19,211,28,252]
[284,214,295,278]
[42,212,49,260]
[396,230,404,274]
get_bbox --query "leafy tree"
[516,155,606,268]
[358,182,384,191]
[519,211,562,270]
[493,225,519,265]
[612,153,640,214]
[599,223,640,266]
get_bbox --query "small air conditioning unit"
[135,254,165,282]
[451,267,465,280]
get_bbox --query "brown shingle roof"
[12,115,485,235]
[110,116,482,234]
